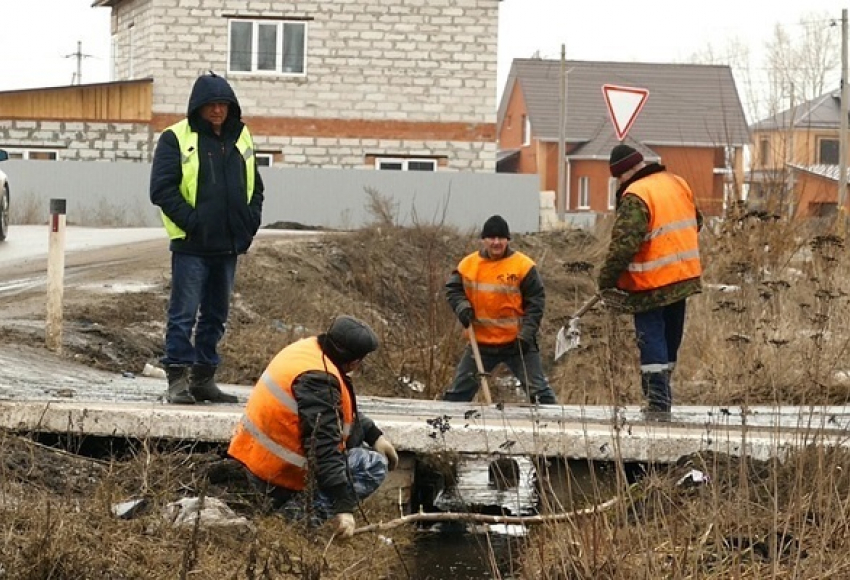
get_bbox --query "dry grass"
[0,432,410,579]
[21,191,850,577]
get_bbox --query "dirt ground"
[0,221,617,404]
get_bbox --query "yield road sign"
[602,84,649,141]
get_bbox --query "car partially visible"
[0,149,8,241]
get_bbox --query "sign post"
[602,84,649,141]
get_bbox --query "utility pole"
[64,40,93,85]
[557,44,567,220]
[838,8,849,233]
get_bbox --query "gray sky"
[0,0,844,102]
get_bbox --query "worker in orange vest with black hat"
[229,314,398,539]
[599,144,703,421]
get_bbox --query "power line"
[64,41,94,85]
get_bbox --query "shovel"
[467,324,493,404]
[554,295,600,361]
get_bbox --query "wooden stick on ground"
[352,496,619,535]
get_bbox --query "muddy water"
[406,455,621,579]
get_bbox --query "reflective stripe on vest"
[227,337,354,491]
[617,172,702,292]
[158,119,256,240]
[457,251,534,345]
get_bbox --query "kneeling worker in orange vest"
[229,315,398,539]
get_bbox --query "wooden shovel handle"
[467,325,493,404]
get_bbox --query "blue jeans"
[443,342,557,404]
[162,252,237,367]
[249,448,388,525]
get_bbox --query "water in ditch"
[403,455,625,579]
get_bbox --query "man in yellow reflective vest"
[442,215,558,404]
[229,315,398,539]
[599,144,703,421]
[150,72,264,405]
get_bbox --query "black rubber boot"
[641,371,671,422]
[190,364,238,404]
[165,365,195,404]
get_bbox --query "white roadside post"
[45,198,66,353]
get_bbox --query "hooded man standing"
[442,215,558,404]
[599,144,703,420]
[229,315,398,539]
[150,72,264,405]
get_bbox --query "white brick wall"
[0,121,152,162]
[107,0,499,171]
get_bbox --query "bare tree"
[765,11,841,112]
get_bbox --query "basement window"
[228,19,307,75]
[376,158,437,171]
[5,149,59,160]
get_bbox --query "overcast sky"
[0,0,844,100]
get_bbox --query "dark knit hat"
[609,144,644,178]
[325,315,379,363]
[480,215,511,239]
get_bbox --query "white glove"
[332,512,355,539]
[373,435,399,471]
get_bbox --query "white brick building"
[0,0,500,171]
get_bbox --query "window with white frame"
[608,177,618,210]
[229,19,307,75]
[256,153,274,167]
[522,115,531,146]
[578,176,590,209]
[5,149,59,160]
[375,158,437,171]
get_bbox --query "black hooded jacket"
[150,73,264,255]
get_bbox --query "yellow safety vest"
[159,119,256,240]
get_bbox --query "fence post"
[45,199,66,353]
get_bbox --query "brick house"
[497,59,750,217]
[0,0,499,172]
[748,89,847,218]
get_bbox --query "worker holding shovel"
[599,144,703,420]
[442,215,558,405]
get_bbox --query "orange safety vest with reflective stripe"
[228,337,354,491]
[458,251,535,345]
[617,172,702,292]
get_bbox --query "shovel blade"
[554,318,581,361]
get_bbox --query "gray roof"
[789,163,842,182]
[498,59,750,152]
[750,90,843,131]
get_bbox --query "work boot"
[165,365,195,404]
[190,364,238,404]
[641,370,671,421]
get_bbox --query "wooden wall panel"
[0,80,152,122]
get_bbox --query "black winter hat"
[480,215,511,239]
[325,315,379,363]
[609,144,644,178]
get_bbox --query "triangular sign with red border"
[602,84,649,141]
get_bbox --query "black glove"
[517,337,535,354]
[457,307,475,328]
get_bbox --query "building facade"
[0,0,500,171]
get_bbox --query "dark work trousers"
[633,298,687,411]
[162,252,237,367]
[443,342,557,404]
